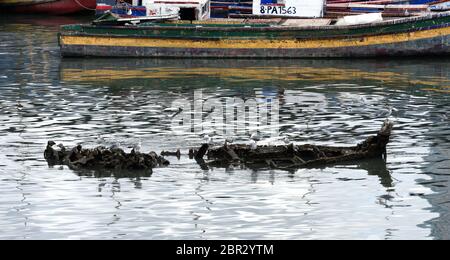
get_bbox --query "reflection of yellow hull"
[60,60,450,93]
[61,67,408,83]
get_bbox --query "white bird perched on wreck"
[54,143,65,152]
[249,132,261,150]
[224,136,234,147]
[256,134,290,146]
[95,134,106,144]
[203,134,213,145]
[250,139,257,150]
[132,140,142,153]
[250,132,261,142]
[283,136,290,145]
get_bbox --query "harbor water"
[0,14,449,240]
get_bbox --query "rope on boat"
[74,0,97,11]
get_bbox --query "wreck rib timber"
[44,142,169,172]
[195,120,394,170]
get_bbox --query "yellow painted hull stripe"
[61,26,450,49]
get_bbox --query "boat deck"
[126,11,448,30]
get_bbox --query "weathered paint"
[60,37,449,58]
[61,14,450,39]
[61,26,450,49]
[59,11,450,58]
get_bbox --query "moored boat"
[93,0,211,24]
[0,0,97,14]
[59,10,450,58]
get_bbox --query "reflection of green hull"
[59,58,450,92]
[60,12,450,58]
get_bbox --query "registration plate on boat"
[252,0,325,18]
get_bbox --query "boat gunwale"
[59,22,450,41]
[61,11,450,33]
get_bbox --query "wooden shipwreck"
[191,120,394,170]
[44,143,169,172]
[44,121,393,173]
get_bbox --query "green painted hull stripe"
[60,13,450,40]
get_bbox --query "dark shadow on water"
[310,158,393,188]
[71,167,152,179]
[210,157,393,188]
[352,158,393,188]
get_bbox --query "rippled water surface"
[1,15,449,240]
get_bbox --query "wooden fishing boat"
[59,10,450,58]
[0,0,96,14]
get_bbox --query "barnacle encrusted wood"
[196,120,394,170]
[44,143,169,171]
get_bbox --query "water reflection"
[331,158,394,188]
[423,126,450,240]
[0,15,449,239]
[72,167,153,179]
[60,58,450,91]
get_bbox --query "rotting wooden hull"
[59,12,450,58]
[191,120,394,171]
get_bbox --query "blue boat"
[409,0,436,4]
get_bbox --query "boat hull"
[60,28,450,58]
[59,12,450,58]
[0,0,96,14]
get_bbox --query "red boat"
[0,0,97,14]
